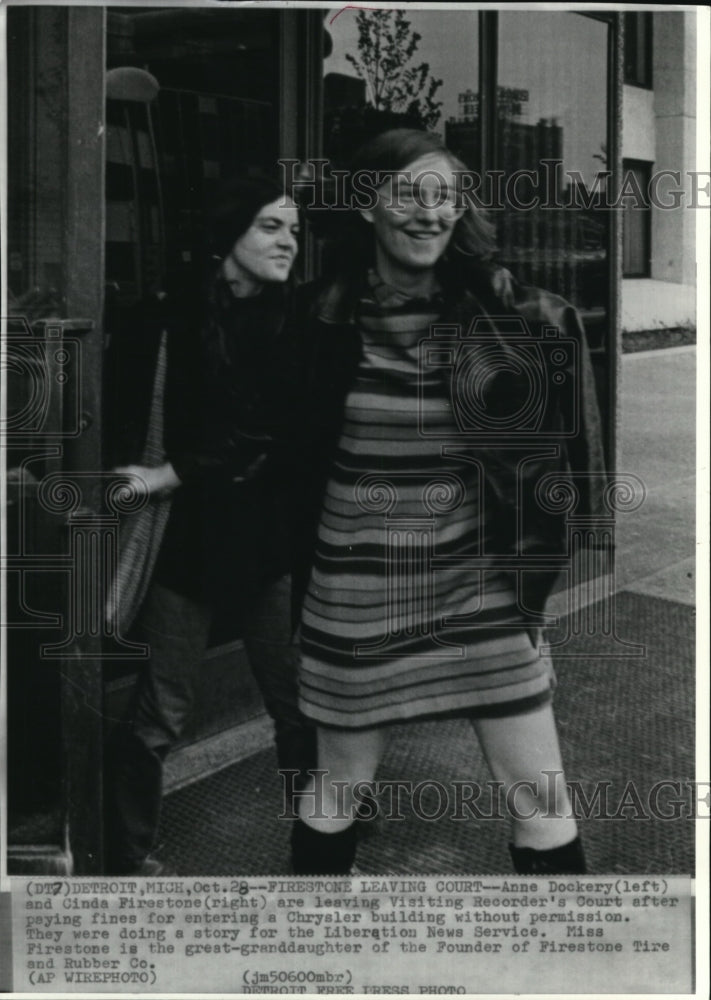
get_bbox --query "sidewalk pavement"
[159,346,697,876]
[615,345,696,605]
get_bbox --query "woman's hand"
[112,462,181,498]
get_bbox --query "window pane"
[622,161,651,277]
[323,8,478,165]
[103,8,283,677]
[497,12,610,349]
[106,7,280,302]
[624,13,652,87]
[7,8,67,321]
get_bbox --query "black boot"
[291,819,357,875]
[509,836,587,875]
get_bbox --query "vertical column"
[280,9,325,281]
[609,12,625,474]
[61,5,107,874]
[651,12,696,286]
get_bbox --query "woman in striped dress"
[290,129,604,876]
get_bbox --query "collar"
[314,274,362,326]
[313,265,514,326]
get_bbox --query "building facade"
[621,11,697,332]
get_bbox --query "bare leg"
[298,726,387,832]
[472,703,578,850]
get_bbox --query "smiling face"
[360,153,462,290]
[224,196,300,296]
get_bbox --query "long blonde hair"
[330,128,497,285]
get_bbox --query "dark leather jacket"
[104,277,295,603]
[286,265,607,616]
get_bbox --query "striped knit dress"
[299,274,554,728]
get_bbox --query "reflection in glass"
[324,10,610,343]
[6,8,67,321]
[105,8,280,303]
[323,8,479,166]
[321,9,612,453]
[496,12,609,346]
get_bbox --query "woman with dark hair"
[288,129,605,876]
[105,173,314,875]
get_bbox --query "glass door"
[102,7,290,766]
[5,4,314,874]
[321,9,616,464]
[495,11,614,460]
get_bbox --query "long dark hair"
[201,172,297,370]
[206,172,290,262]
[328,128,497,289]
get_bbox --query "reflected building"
[445,87,603,334]
[446,85,563,173]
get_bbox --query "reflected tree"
[345,10,443,130]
